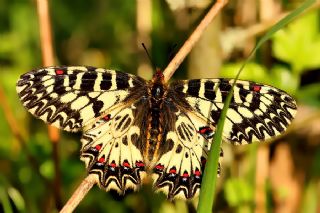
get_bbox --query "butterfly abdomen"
[144,80,167,164]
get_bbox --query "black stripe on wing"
[169,78,297,144]
[16,66,147,132]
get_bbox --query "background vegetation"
[0,0,319,212]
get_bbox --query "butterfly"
[16,66,297,200]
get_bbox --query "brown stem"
[59,175,97,213]
[36,0,62,209]
[162,0,228,82]
[37,0,54,66]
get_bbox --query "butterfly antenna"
[142,43,157,71]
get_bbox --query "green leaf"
[196,1,315,212]
[272,11,320,73]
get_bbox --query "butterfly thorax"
[144,71,167,166]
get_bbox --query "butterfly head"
[152,68,164,83]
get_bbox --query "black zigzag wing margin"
[81,99,148,193]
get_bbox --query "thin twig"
[162,0,228,82]
[59,175,97,213]
[36,0,62,209]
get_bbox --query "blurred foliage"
[272,11,320,73]
[0,0,319,212]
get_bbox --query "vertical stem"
[36,0,54,66]
[255,145,269,213]
[36,0,62,209]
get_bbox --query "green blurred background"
[0,0,320,212]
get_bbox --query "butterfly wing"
[81,98,148,193]
[152,109,223,199]
[16,66,146,132]
[169,79,297,144]
[150,78,297,200]
[16,66,149,193]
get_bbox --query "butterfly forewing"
[170,78,297,145]
[16,66,146,132]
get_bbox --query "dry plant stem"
[60,175,97,213]
[36,0,62,209]
[255,145,269,213]
[162,0,228,82]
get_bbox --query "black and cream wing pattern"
[16,66,297,200]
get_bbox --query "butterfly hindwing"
[170,79,297,145]
[152,110,223,199]
[16,66,146,132]
[81,101,147,193]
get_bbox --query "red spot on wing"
[155,164,164,170]
[110,162,116,168]
[55,69,64,75]
[135,161,145,168]
[95,144,102,151]
[253,85,262,92]
[182,172,189,178]
[169,168,176,174]
[199,126,212,134]
[98,157,105,163]
[194,170,201,176]
[102,114,111,121]
[123,162,130,168]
